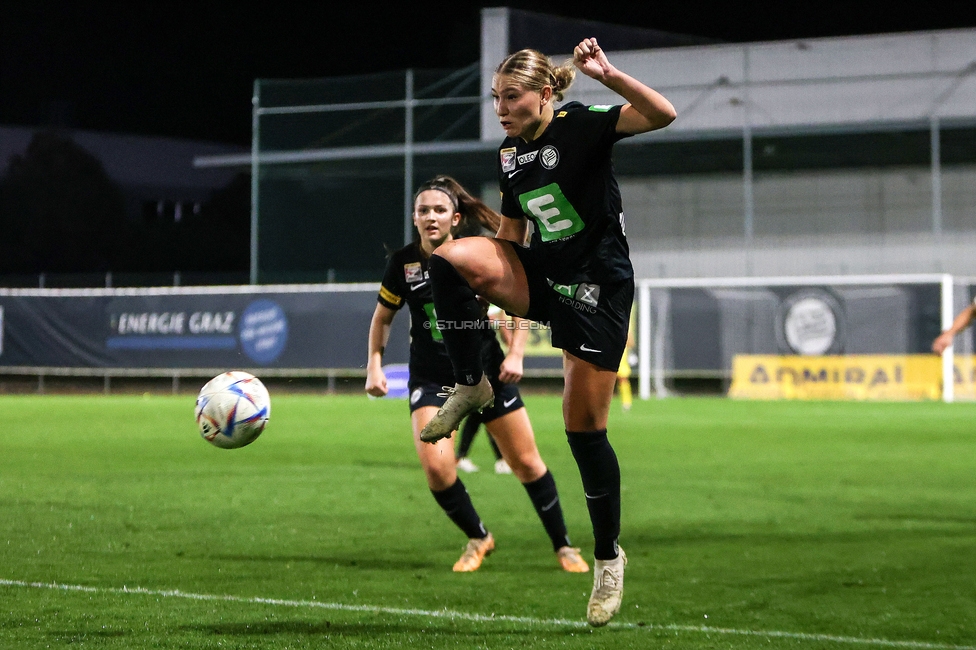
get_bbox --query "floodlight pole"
[250,80,261,285]
[930,116,942,237]
[927,60,976,239]
[404,70,415,246]
[742,47,754,246]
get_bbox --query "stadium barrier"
[4,274,974,401]
[0,283,563,394]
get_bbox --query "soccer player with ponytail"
[366,175,588,575]
[419,39,676,625]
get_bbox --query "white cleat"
[587,548,627,627]
[494,459,513,475]
[456,457,480,473]
[420,375,494,443]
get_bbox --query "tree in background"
[0,131,250,279]
[0,130,129,273]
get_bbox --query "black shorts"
[508,242,634,371]
[407,375,524,422]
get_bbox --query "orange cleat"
[452,533,495,572]
[556,546,590,573]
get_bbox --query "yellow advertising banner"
[728,355,944,401]
[950,356,976,401]
[521,324,562,357]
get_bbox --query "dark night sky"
[2,1,975,147]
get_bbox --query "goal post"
[635,273,975,402]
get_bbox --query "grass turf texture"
[1,394,974,649]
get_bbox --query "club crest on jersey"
[540,145,559,170]
[404,262,423,283]
[500,147,517,173]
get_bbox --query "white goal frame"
[636,273,971,403]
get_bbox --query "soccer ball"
[195,371,271,449]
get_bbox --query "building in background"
[0,125,245,226]
[221,8,976,283]
[0,125,249,286]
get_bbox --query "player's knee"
[422,465,456,491]
[507,452,546,482]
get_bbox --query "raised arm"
[573,37,676,135]
[366,303,397,396]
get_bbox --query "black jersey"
[378,242,502,383]
[498,101,634,285]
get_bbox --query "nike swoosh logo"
[507,169,522,178]
[585,492,609,500]
[579,343,602,353]
[410,282,427,291]
[502,396,518,408]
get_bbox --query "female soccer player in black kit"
[418,39,676,625]
[365,175,589,574]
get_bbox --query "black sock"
[431,479,488,540]
[523,470,571,551]
[428,254,485,386]
[566,429,621,560]
[456,414,481,458]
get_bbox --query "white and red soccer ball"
[195,371,271,449]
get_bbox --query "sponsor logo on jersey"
[576,283,601,307]
[404,262,423,283]
[500,147,517,173]
[550,280,598,313]
[588,105,614,112]
[517,151,537,165]
[552,282,576,298]
[540,145,559,170]
[556,111,568,118]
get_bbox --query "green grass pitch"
[1,392,974,649]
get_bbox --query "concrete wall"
[484,23,976,139]
[620,164,976,277]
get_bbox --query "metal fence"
[222,31,976,285]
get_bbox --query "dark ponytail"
[414,175,501,236]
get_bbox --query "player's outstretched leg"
[420,375,494,443]
[421,254,494,443]
[587,547,627,626]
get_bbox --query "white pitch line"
[2,578,973,650]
